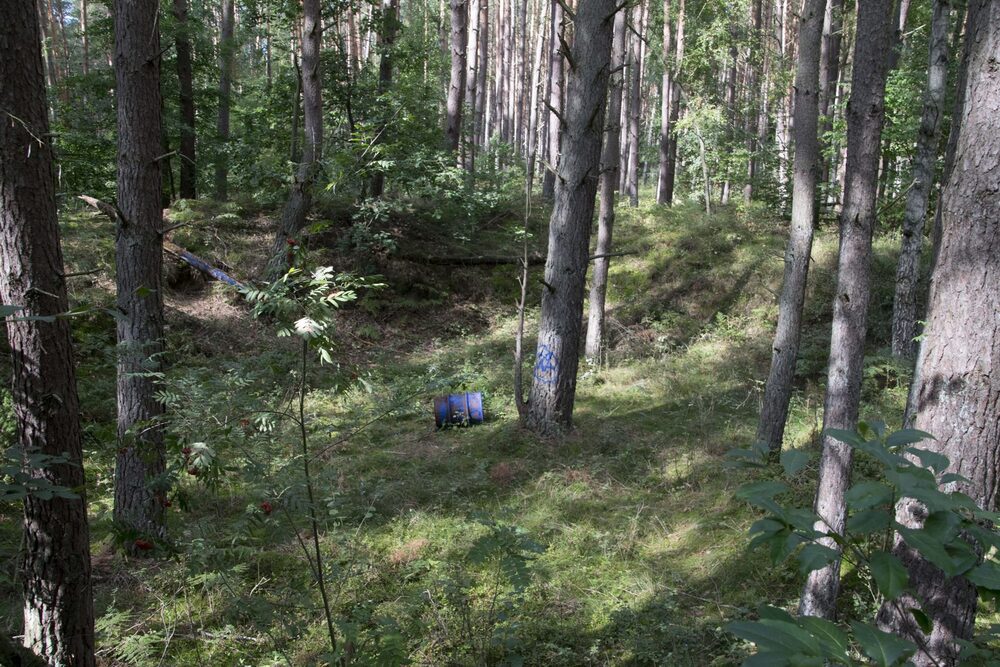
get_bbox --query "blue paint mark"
[533,343,558,384]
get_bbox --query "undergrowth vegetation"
[0,190,968,665]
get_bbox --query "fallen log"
[163,241,245,290]
[79,195,246,290]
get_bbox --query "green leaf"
[922,511,961,542]
[780,450,810,477]
[726,619,821,657]
[905,447,950,474]
[965,561,1000,592]
[742,653,792,667]
[797,544,840,575]
[897,527,964,577]
[823,428,865,448]
[798,616,851,661]
[736,480,790,515]
[870,551,909,600]
[885,429,934,448]
[908,608,933,635]
[845,481,893,510]
[847,509,891,535]
[850,621,917,666]
[938,472,971,485]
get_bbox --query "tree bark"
[541,0,564,198]
[890,0,952,359]
[875,7,999,663]
[370,0,399,197]
[526,0,618,435]
[656,0,673,204]
[174,0,197,200]
[525,0,548,191]
[624,2,643,207]
[755,0,825,453]
[585,10,627,363]
[1,4,96,664]
[81,0,90,77]
[215,0,235,200]
[663,0,685,205]
[268,0,323,277]
[113,0,168,549]
[799,0,895,619]
[445,0,468,152]
[818,0,843,201]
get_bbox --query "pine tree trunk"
[818,0,843,202]
[890,0,951,359]
[525,0,547,191]
[215,0,235,200]
[445,0,468,152]
[875,7,999,663]
[113,0,168,548]
[81,0,89,77]
[799,0,895,619]
[174,0,197,200]
[585,10,627,362]
[755,0,825,453]
[526,0,618,435]
[268,0,323,277]
[625,2,643,207]
[663,0,685,205]
[541,0,563,198]
[656,0,673,205]
[1,5,96,663]
[371,0,399,197]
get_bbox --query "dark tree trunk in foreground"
[755,0,825,453]
[444,0,467,152]
[268,0,323,277]
[1,5,96,664]
[526,0,617,435]
[113,0,168,543]
[890,0,952,359]
[656,0,673,205]
[875,4,999,664]
[585,10,627,362]
[370,0,399,197]
[215,0,235,200]
[174,0,196,199]
[541,0,564,198]
[663,0,685,205]
[799,0,894,619]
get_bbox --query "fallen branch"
[79,194,245,290]
[163,241,245,290]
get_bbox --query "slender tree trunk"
[445,0,468,152]
[743,0,763,202]
[215,0,235,200]
[755,0,825,453]
[890,0,951,359]
[1,5,96,664]
[37,0,57,96]
[875,11,998,665]
[268,0,323,276]
[525,0,547,191]
[656,0,673,204]
[476,0,489,146]
[541,0,564,198]
[585,10,627,363]
[799,0,895,619]
[81,0,90,77]
[370,0,399,197]
[526,0,618,436]
[464,0,480,170]
[818,0,843,202]
[174,0,197,200]
[663,0,685,205]
[625,2,643,207]
[113,0,168,547]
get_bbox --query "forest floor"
[0,192,958,665]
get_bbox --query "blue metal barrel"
[434,392,485,427]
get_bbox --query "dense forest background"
[2,0,1000,665]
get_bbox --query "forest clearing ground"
[1,195,922,665]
